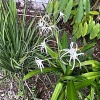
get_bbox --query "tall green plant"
[0,1,39,72]
[24,29,100,99]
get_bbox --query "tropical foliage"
[0,0,100,99]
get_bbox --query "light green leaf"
[64,0,73,22]
[61,76,76,81]
[89,11,99,15]
[81,72,100,79]
[76,23,82,38]
[83,0,90,14]
[90,86,95,100]
[19,54,28,64]
[84,86,95,100]
[46,1,53,14]
[97,31,100,39]
[76,0,84,23]
[90,23,100,39]
[82,22,88,37]
[51,82,63,100]
[87,21,95,33]
[54,1,59,20]
[23,67,57,80]
[72,23,79,35]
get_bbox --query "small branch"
[92,0,99,10]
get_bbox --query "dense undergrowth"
[0,0,100,99]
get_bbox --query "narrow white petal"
[77,53,84,56]
[69,56,72,66]
[76,57,81,69]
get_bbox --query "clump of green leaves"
[46,0,100,39]
[0,1,39,72]
[0,0,100,100]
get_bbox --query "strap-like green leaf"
[82,22,88,37]
[81,43,96,51]
[81,72,100,79]
[61,32,68,49]
[23,67,57,80]
[51,82,63,100]
[53,1,59,20]
[58,90,65,100]
[75,79,94,90]
[46,46,58,59]
[67,80,78,100]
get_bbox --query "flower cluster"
[37,14,58,35]
[35,12,84,71]
[60,42,84,70]
[37,12,65,35]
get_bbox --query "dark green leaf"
[81,43,96,51]
[83,0,90,14]
[75,79,94,90]
[76,0,84,23]
[67,80,78,100]
[59,0,68,11]
[81,60,100,69]
[46,46,58,59]
[61,32,68,49]
[58,90,65,100]
[64,0,73,22]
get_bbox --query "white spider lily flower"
[35,57,44,72]
[37,14,59,35]
[38,19,44,27]
[38,15,50,28]
[32,38,47,54]
[40,38,47,54]
[60,42,84,70]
